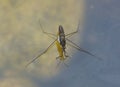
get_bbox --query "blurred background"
[0,0,120,87]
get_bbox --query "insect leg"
[64,51,71,58]
[39,19,56,38]
[66,20,80,38]
[25,39,57,68]
[56,56,61,60]
[66,28,79,38]
[66,38,103,60]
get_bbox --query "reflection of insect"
[26,20,102,67]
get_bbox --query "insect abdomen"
[56,41,64,60]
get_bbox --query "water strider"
[25,20,102,68]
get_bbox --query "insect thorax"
[58,25,66,50]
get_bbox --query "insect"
[25,20,102,67]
